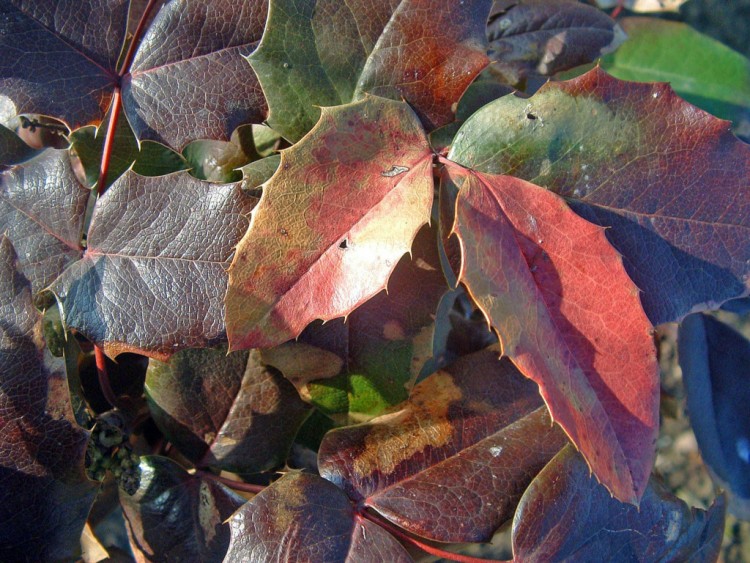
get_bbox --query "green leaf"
[600,17,750,123]
[248,0,492,141]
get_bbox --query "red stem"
[94,345,120,409]
[611,0,624,18]
[359,509,510,563]
[118,0,160,77]
[196,470,267,494]
[97,86,122,196]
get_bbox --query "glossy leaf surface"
[0,237,97,561]
[319,348,568,542]
[224,471,412,562]
[122,0,268,149]
[450,67,750,324]
[226,96,434,350]
[679,313,750,519]
[0,149,88,293]
[248,0,491,142]
[486,0,623,86]
[447,164,658,504]
[146,348,310,473]
[50,171,256,358]
[600,18,750,124]
[120,455,245,563]
[513,446,726,562]
[0,0,127,128]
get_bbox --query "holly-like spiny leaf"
[248,0,492,142]
[226,96,434,350]
[445,163,658,505]
[50,170,256,358]
[449,66,750,325]
[512,445,726,562]
[122,0,268,149]
[486,0,624,87]
[0,0,128,129]
[224,471,412,562]
[0,236,97,561]
[119,455,246,563]
[318,348,568,543]
[0,149,89,294]
[146,347,310,474]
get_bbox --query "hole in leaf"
[526,113,537,120]
[339,239,348,249]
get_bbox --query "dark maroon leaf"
[486,0,624,87]
[119,455,245,563]
[0,0,127,128]
[146,347,310,473]
[49,170,256,358]
[0,148,88,294]
[225,472,412,562]
[318,348,568,543]
[679,313,750,519]
[122,0,268,149]
[512,445,726,562]
[449,67,750,324]
[0,236,97,561]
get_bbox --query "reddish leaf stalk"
[195,470,266,494]
[94,345,120,409]
[358,509,510,563]
[117,0,160,77]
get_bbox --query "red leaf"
[513,446,726,562]
[226,96,434,350]
[49,170,256,358]
[122,0,268,149]
[0,149,88,293]
[446,163,658,504]
[0,0,127,128]
[318,348,567,543]
[449,67,750,324]
[225,472,412,562]
[0,236,97,561]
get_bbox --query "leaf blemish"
[339,239,348,249]
[381,165,409,177]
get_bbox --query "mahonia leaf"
[0,0,127,128]
[486,0,624,87]
[248,0,492,142]
[679,313,750,519]
[449,66,750,324]
[0,122,41,165]
[512,445,726,562]
[226,96,434,350]
[146,347,310,473]
[50,170,256,358]
[224,472,412,562]
[0,149,89,293]
[264,225,449,422]
[0,236,97,561]
[122,0,268,149]
[119,455,245,563]
[599,18,750,124]
[445,163,658,504]
[318,348,568,543]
